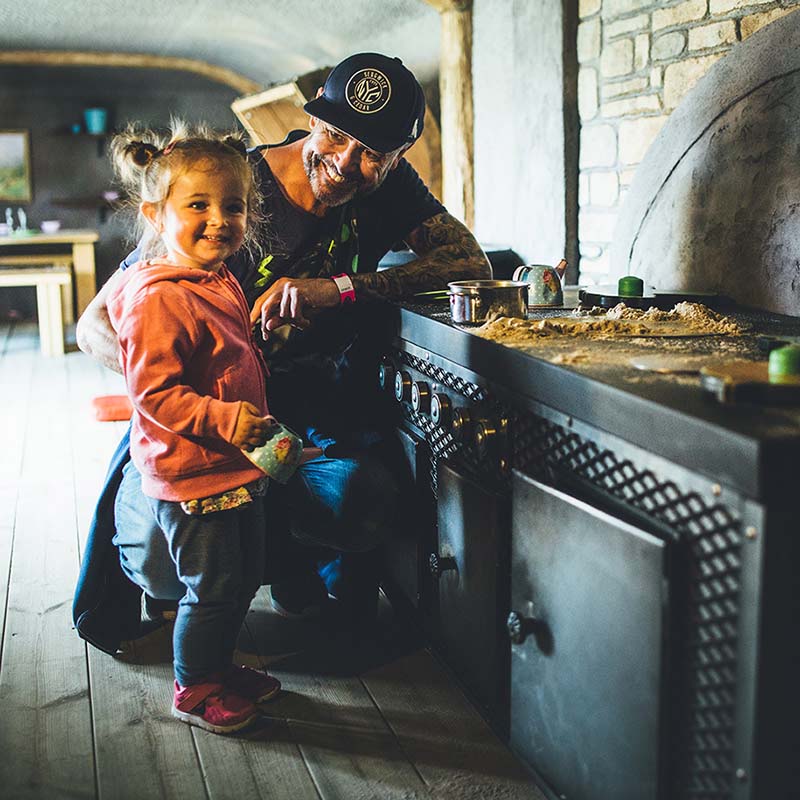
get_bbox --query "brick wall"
[577,0,800,285]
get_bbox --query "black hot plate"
[579,286,730,310]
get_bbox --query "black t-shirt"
[229,131,445,306]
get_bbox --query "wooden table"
[0,229,99,316]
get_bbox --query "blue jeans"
[114,461,265,685]
[271,450,400,553]
[113,445,402,622]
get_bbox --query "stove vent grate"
[513,412,742,800]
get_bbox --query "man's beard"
[303,152,365,207]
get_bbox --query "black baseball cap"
[304,52,426,155]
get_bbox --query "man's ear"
[140,201,161,232]
[388,144,412,171]
[308,88,324,131]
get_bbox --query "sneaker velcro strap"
[174,680,226,712]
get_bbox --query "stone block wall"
[577,0,800,285]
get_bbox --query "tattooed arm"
[251,212,491,336]
[351,211,492,300]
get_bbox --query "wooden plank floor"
[0,321,547,800]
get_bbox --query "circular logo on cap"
[345,69,391,114]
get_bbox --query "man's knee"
[281,448,404,553]
[113,461,183,600]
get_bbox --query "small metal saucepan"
[448,280,529,325]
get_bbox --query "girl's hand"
[231,403,276,451]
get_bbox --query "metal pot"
[448,280,529,325]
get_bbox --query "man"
[73,52,491,654]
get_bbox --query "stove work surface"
[467,302,756,386]
[478,302,745,341]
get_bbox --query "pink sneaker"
[225,665,281,704]
[172,680,258,734]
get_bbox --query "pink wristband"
[331,273,356,305]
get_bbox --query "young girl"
[108,123,283,734]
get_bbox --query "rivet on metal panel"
[745,527,758,540]
[567,417,573,428]
[711,483,722,496]
[735,768,748,782]
[423,351,430,360]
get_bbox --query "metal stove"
[376,300,800,800]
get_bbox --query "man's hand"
[76,268,127,374]
[249,277,340,339]
[231,403,277,451]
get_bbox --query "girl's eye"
[228,204,246,214]
[189,201,207,210]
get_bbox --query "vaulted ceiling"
[0,0,442,93]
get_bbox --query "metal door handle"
[429,552,458,578]
[507,610,541,645]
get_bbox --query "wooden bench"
[0,254,75,324]
[0,265,73,355]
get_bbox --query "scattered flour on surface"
[476,302,744,345]
[550,350,591,365]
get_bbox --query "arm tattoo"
[352,212,491,300]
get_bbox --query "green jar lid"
[768,345,800,383]
[618,275,644,297]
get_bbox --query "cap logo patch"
[345,69,391,114]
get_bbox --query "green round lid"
[618,275,644,297]
[768,345,800,382]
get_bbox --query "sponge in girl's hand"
[91,394,133,421]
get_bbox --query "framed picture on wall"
[0,130,32,203]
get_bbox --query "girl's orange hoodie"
[107,259,267,501]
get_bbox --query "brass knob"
[394,370,412,402]
[449,407,471,441]
[429,552,458,578]
[378,361,395,391]
[430,393,451,428]
[474,419,497,452]
[411,381,431,414]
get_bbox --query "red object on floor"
[91,394,133,421]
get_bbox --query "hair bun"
[131,142,159,166]
[222,136,247,157]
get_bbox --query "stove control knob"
[474,419,498,452]
[430,393,451,428]
[429,552,458,579]
[411,381,431,414]
[378,361,395,392]
[449,407,472,441]
[474,418,508,456]
[394,370,412,402]
[507,610,539,645]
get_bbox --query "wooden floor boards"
[0,322,547,800]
